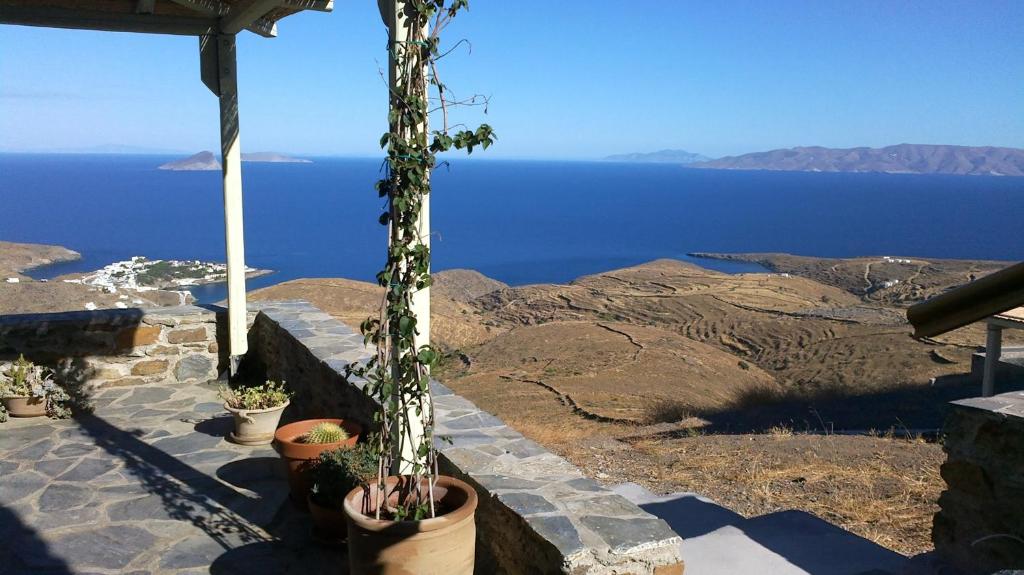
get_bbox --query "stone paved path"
[0,382,346,575]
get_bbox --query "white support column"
[983,322,1003,397]
[380,0,429,474]
[202,34,248,375]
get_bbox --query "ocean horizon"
[2,153,1022,303]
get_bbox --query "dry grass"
[644,399,694,424]
[633,433,944,555]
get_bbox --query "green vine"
[346,0,494,520]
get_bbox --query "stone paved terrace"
[0,381,345,575]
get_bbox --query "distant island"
[605,149,711,164]
[690,144,1024,177]
[158,151,312,171]
[242,151,312,164]
[158,151,220,171]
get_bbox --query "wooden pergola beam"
[166,0,229,16]
[0,5,216,35]
[219,0,278,34]
[281,0,333,11]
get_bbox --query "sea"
[2,154,1022,304]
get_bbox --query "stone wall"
[934,391,1024,574]
[244,301,378,429]
[248,301,685,575]
[0,305,228,390]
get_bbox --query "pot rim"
[343,475,478,535]
[223,399,290,415]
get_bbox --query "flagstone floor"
[0,382,346,575]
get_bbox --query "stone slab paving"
[0,382,345,575]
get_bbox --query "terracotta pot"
[344,475,478,575]
[2,396,46,418]
[224,400,289,446]
[274,418,362,507]
[308,493,347,545]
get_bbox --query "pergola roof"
[0,0,332,38]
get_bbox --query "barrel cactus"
[304,422,348,444]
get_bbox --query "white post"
[202,34,248,375]
[983,322,1003,397]
[380,0,429,474]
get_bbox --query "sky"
[1,0,1022,160]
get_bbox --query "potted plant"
[220,380,291,446]
[341,2,493,573]
[0,355,69,420]
[308,443,377,545]
[275,419,363,507]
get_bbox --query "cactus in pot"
[303,422,349,444]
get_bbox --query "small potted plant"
[1,355,69,419]
[275,419,363,507]
[220,380,291,446]
[308,443,377,545]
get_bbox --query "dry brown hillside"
[692,252,1011,306]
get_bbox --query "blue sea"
[1,154,1022,304]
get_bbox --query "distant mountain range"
[158,151,312,171]
[691,144,1024,177]
[605,149,711,164]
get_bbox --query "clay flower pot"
[274,418,362,507]
[344,475,478,575]
[225,400,289,446]
[308,493,347,545]
[2,396,46,418]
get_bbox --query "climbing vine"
[346,0,493,520]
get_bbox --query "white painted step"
[613,483,908,575]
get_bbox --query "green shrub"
[310,443,377,510]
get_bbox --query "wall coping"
[254,300,684,573]
[951,391,1024,421]
[0,304,222,327]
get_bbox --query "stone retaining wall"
[0,305,229,390]
[249,301,684,575]
[934,391,1024,574]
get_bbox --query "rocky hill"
[691,144,1024,176]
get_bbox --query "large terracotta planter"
[2,396,46,418]
[308,493,347,545]
[344,475,478,575]
[225,400,289,446]
[274,418,362,507]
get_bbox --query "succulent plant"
[303,422,349,445]
[219,380,291,410]
[0,355,77,420]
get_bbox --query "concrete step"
[613,482,909,575]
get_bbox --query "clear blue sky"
[1,0,1022,159]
